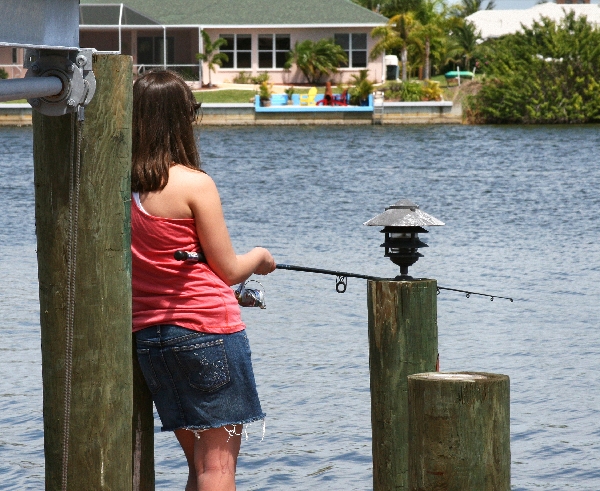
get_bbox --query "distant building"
[556,1,590,4]
[0,0,388,85]
[467,3,600,39]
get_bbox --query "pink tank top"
[131,194,245,334]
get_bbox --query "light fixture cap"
[364,199,445,228]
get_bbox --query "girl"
[131,70,275,491]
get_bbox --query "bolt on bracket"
[24,48,96,117]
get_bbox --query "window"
[258,34,290,69]
[219,34,252,69]
[137,36,175,65]
[334,33,368,68]
[12,48,18,64]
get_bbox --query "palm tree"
[451,0,496,18]
[414,0,446,79]
[371,13,421,82]
[285,39,348,84]
[381,0,425,16]
[447,20,482,71]
[196,30,229,87]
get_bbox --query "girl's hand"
[253,247,276,275]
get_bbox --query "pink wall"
[1,25,384,85]
[0,47,26,78]
[202,27,384,86]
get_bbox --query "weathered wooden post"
[133,346,156,491]
[33,53,137,490]
[407,372,511,491]
[1,3,154,488]
[368,279,438,490]
[364,200,444,491]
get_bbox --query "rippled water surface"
[1,124,599,490]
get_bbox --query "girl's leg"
[194,425,242,491]
[174,429,197,491]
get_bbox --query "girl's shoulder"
[168,165,221,213]
[169,164,214,189]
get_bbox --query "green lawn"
[194,90,256,103]
[193,86,334,103]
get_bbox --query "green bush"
[349,69,374,104]
[232,71,270,85]
[233,71,252,84]
[467,12,600,124]
[0,68,8,80]
[383,81,423,101]
[421,80,442,101]
[251,72,270,84]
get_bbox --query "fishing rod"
[275,264,513,301]
[174,251,513,302]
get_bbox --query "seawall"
[0,101,463,126]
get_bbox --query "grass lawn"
[194,90,256,103]
[193,86,333,103]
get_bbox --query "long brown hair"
[132,70,201,192]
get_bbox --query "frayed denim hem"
[164,415,267,441]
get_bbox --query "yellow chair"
[299,87,318,106]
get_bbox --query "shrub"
[349,69,375,105]
[251,72,270,84]
[383,81,423,101]
[258,81,272,101]
[233,71,252,84]
[467,12,600,124]
[0,68,8,80]
[421,80,442,101]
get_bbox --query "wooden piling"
[367,279,438,491]
[133,342,155,491]
[407,372,511,491]
[33,54,144,490]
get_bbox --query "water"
[1,124,599,490]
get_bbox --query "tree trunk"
[424,38,431,80]
[401,47,408,82]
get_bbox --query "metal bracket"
[24,49,96,117]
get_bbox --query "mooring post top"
[408,372,510,383]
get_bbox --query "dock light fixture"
[364,199,444,278]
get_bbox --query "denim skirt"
[135,325,265,432]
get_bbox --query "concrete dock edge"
[1,101,463,126]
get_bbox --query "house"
[0,0,388,85]
[466,3,600,39]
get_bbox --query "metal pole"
[163,26,167,70]
[0,76,62,102]
[198,26,203,86]
[119,3,124,54]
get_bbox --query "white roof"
[467,3,600,39]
